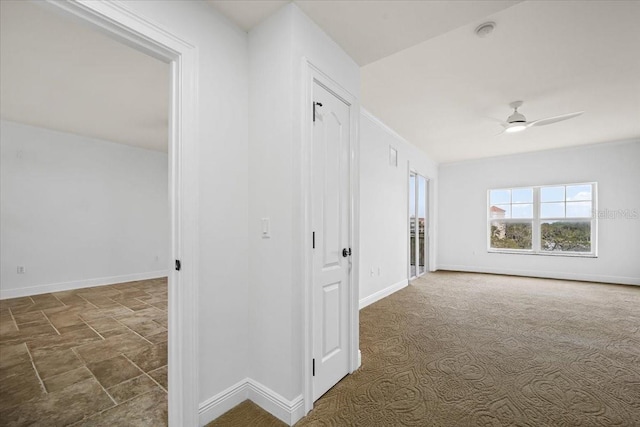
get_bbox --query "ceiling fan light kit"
[505,124,527,133]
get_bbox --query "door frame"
[301,59,360,415]
[43,1,200,425]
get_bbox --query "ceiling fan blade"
[486,117,509,128]
[528,111,584,128]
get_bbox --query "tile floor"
[0,278,168,426]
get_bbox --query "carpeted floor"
[209,271,640,426]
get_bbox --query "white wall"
[247,3,359,416]
[114,0,250,412]
[247,5,295,405]
[0,120,168,298]
[358,111,438,308]
[438,140,640,285]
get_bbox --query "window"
[488,183,597,256]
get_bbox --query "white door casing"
[311,81,351,401]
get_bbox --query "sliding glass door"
[418,175,427,275]
[409,172,428,279]
[409,173,417,278]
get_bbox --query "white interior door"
[311,81,351,401]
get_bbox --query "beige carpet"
[210,271,640,426]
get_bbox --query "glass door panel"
[409,172,417,278]
[409,172,427,279]
[418,175,427,275]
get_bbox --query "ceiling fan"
[498,101,583,134]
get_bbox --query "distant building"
[490,206,506,219]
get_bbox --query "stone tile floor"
[0,278,168,426]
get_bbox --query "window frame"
[487,182,598,257]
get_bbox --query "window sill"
[487,249,597,258]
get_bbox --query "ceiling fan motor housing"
[507,111,526,123]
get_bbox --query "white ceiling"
[208,1,290,32]
[361,0,640,163]
[211,0,640,163]
[211,0,520,66]
[2,1,639,162]
[0,1,169,152]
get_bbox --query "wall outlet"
[155,255,159,262]
[17,266,26,274]
[370,268,375,277]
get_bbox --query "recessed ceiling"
[361,0,640,163]
[0,1,169,152]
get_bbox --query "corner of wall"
[198,377,304,427]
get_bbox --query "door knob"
[342,248,351,257]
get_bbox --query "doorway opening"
[0,0,170,423]
[1,1,199,425]
[409,172,428,280]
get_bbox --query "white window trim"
[487,182,598,257]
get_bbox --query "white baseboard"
[198,379,249,426]
[359,278,408,310]
[247,379,304,425]
[198,378,304,426]
[0,270,169,299]
[436,265,640,286]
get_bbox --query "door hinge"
[312,232,315,249]
[313,102,322,122]
[312,358,315,376]
[175,260,181,271]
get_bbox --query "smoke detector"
[475,22,496,38]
